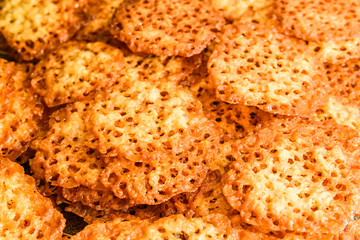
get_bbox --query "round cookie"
[110,0,225,57]
[274,0,360,42]
[31,41,124,107]
[86,80,221,205]
[223,118,360,233]
[208,23,328,116]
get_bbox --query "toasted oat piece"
[111,0,225,57]
[75,0,124,42]
[223,119,360,233]
[0,158,65,239]
[119,44,201,84]
[0,59,43,161]
[274,0,360,42]
[71,214,238,240]
[308,38,360,64]
[31,41,124,107]
[87,81,221,205]
[210,0,273,21]
[208,23,328,116]
[30,101,104,189]
[0,0,88,61]
[324,58,360,107]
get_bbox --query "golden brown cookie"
[30,101,104,189]
[31,41,124,107]
[0,158,65,239]
[71,214,237,240]
[274,0,360,43]
[0,59,43,161]
[0,0,88,60]
[86,81,221,205]
[223,119,360,234]
[110,0,225,57]
[208,23,328,116]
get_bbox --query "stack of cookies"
[0,0,358,239]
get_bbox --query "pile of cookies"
[0,0,359,239]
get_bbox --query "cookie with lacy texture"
[0,0,88,60]
[87,81,221,205]
[111,0,225,57]
[223,118,360,233]
[31,41,124,107]
[30,101,104,189]
[71,214,238,240]
[0,59,43,161]
[0,158,65,239]
[208,23,328,116]
[274,0,360,42]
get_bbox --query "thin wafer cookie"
[274,0,360,42]
[0,60,43,161]
[0,158,65,239]
[224,119,360,233]
[0,0,88,60]
[208,23,328,116]
[71,214,237,240]
[87,81,220,204]
[31,41,124,107]
[30,101,104,189]
[111,0,225,57]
